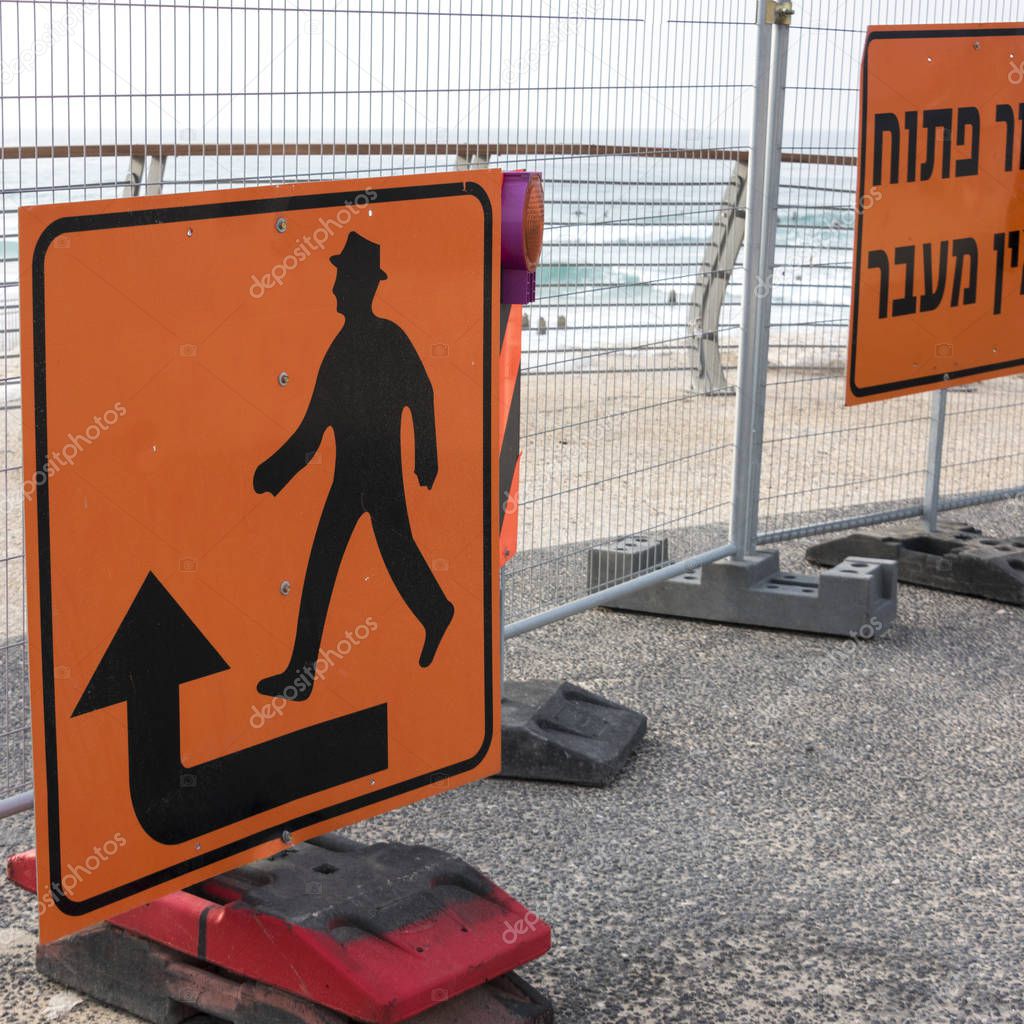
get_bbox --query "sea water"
[1,148,860,390]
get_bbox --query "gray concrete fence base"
[499,680,647,787]
[588,538,898,638]
[806,520,1024,606]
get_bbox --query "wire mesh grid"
[0,1,759,801]
[3,1,1021,807]
[756,0,1024,543]
[503,5,757,622]
[942,377,1024,509]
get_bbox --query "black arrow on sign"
[72,573,388,845]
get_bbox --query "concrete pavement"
[2,499,1023,1023]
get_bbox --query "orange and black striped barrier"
[499,301,522,566]
[498,171,542,567]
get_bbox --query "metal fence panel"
[0,1,758,805]
[4,1,1022,812]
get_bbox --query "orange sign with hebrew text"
[848,23,1024,403]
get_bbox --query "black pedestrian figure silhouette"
[253,232,454,701]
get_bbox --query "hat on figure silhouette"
[329,232,388,280]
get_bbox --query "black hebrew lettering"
[920,241,948,313]
[993,232,1006,315]
[867,249,890,318]
[904,110,918,183]
[920,108,953,181]
[892,246,917,317]
[872,113,901,186]
[1011,230,1019,294]
[253,231,455,702]
[995,102,1024,172]
[950,237,978,307]
[867,237,981,318]
[991,229,1024,316]
[955,107,980,177]
[875,107,981,184]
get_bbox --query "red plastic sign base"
[8,837,551,1024]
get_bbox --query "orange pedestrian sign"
[848,23,1024,404]
[20,170,502,941]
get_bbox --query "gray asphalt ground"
[2,498,1024,1023]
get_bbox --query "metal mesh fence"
[1,1,1023,809]
[756,0,1024,544]
[0,1,758,804]
[504,6,757,621]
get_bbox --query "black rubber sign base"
[806,521,1024,605]
[499,680,647,787]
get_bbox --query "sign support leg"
[923,388,948,533]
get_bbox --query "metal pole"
[0,791,32,817]
[729,6,775,559]
[499,573,506,696]
[503,543,737,640]
[923,388,948,531]
[740,10,790,552]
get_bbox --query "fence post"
[923,388,948,531]
[729,1,790,558]
[587,1,894,635]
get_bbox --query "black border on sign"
[31,181,495,915]
[850,25,1024,398]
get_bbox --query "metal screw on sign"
[278,372,289,387]
[275,217,287,233]
[280,580,291,595]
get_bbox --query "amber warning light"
[500,171,544,304]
